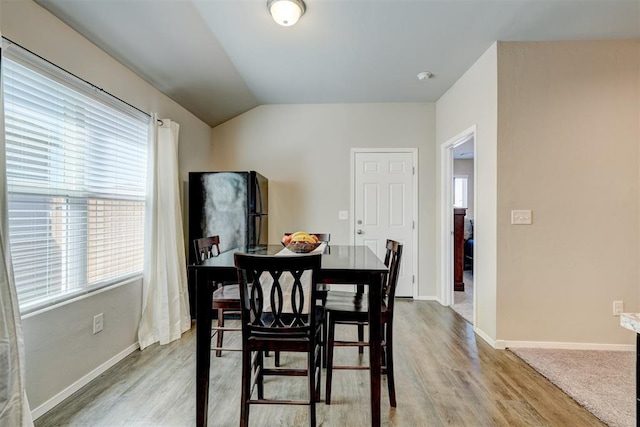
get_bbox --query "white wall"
[1,0,212,413]
[436,43,498,343]
[210,103,438,297]
[496,40,640,346]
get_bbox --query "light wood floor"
[35,301,604,426]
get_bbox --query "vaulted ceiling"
[35,0,640,128]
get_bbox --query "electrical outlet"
[93,313,104,334]
[613,301,624,316]
[338,210,349,220]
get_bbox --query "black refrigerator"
[188,171,268,264]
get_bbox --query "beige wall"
[436,43,498,341]
[437,40,640,347]
[1,0,212,413]
[210,103,437,297]
[454,159,475,219]
[497,40,640,345]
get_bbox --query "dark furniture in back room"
[453,208,466,291]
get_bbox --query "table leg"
[368,273,382,427]
[196,270,213,427]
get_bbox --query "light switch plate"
[511,210,532,225]
[338,211,349,220]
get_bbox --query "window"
[2,42,149,314]
[453,176,468,208]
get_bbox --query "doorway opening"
[440,127,476,324]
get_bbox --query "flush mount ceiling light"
[267,0,306,27]
[417,71,433,81]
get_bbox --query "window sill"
[21,274,143,320]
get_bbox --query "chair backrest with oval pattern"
[234,253,322,336]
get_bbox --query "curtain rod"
[2,36,162,125]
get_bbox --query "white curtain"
[0,42,34,426]
[138,116,191,350]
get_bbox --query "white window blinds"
[2,42,149,314]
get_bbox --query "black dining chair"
[193,236,241,357]
[324,239,403,407]
[235,252,324,427]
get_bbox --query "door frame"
[350,148,419,298]
[439,126,476,308]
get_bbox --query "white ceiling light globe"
[268,0,306,27]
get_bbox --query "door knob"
[356,229,363,234]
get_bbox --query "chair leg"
[216,308,224,357]
[357,322,364,355]
[325,317,336,405]
[381,323,387,368]
[356,285,365,355]
[240,347,251,427]
[385,322,396,407]
[315,365,321,402]
[315,334,322,402]
[265,350,281,366]
[308,346,317,427]
[257,350,264,399]
[323,312,329,368]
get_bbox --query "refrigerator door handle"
[256,215,263,246]
[255,175,263,214]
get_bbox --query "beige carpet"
[510,348,635,427]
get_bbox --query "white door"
[353,151,415,297]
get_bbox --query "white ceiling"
[35,0,640,128]
[453,138,474,160]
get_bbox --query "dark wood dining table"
[188,244,388,427]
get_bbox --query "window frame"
[453,175,468,209]
[2,39,150,315]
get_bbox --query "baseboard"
[31,342,139,420]
[474,327,500,348]
[501,340,634,351]
[404,300,634,352]
[414,295,439,301]
[462,332,632,352]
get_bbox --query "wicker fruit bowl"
[283,241,321,253]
